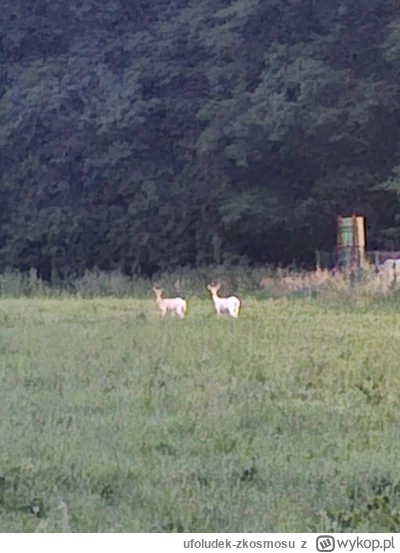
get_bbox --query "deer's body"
[207,284,241,318]
[152,287,187,318]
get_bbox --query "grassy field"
[1,295,400,532]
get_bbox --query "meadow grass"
[1,295,400,532]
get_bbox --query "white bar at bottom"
[0,533,398,553]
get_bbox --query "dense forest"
[1,0,400,279]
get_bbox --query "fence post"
[315,250,321,271]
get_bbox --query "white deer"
[207,283,241,318]
[152,287,187,318]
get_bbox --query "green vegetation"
[2,0,400,277]
[1,292,400,531]
[3,0,400,528]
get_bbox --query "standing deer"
[207,284,241,318]
[152,287,187,318]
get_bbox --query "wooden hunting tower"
[336,216,366,269]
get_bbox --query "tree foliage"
[1,0,400,277]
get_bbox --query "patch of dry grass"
[259,266,400,304]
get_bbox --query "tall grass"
[1,291,400,531]
[1,264,400,303]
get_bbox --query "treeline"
[1,0,400,279]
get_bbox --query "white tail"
[207,283,241,318]
[152,287,187,318]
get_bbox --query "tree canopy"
[1,0,400,278]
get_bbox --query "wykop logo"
[316,536,335,552]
